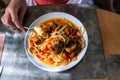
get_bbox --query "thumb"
[11,10,25,31]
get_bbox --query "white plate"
[24,12,88,72]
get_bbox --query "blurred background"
[0,0,120,14]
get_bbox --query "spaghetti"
[28,18,85,66]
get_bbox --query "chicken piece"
[65,39,77,52]
[52,40,64,53]
[65,44,77,53]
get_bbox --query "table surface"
[96,8,120,80]
[0,4,120,80]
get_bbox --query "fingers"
[0,0,27,32]
[1,8,25,32]
[1,13,16,30]
[10,9,25,31]
[1,16,19,33]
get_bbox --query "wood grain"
[96,8,120,58]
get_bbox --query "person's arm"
[1,0,27,31]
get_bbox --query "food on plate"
[28,18,85,66]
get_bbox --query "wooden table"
[96,8,120,80]
[0,5,120,80]
[97,9,120,56]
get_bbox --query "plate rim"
[24,12,88,72]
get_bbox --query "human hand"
[1,0,27,31]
